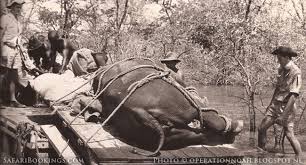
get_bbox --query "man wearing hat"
[27,34,52,72]
[0,0,27,108]
[258,46,302,158]
[161,52,186,87]
[160,52,243,137]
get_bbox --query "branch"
[69,2,98,31]
[254,0,267,15]
[245,0,253,20]
[118,0,129,30]
[163,0,173,25]
[116,0,119,29]
[291,0,304,22]
[233,55,252,89]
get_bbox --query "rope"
[85,71,170,144]
[68,64,164,126]
[50,57,155,110]
[50,67,106,108]
[58,58,204,154]
[94,57,155,95]
[59,139,70,157]
[161,76,204,127]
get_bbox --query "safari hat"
[7,0,25,8]
[271,46,298,57]
[160,52,181,63]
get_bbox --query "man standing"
[258,46,302,158]
[0,0,26,108]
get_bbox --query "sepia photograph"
[0,0,305,164]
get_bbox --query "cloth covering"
[71,94,103,122]
[67,48,97,76]
[29,70,91,102]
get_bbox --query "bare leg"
[7,69,26,108]
[272,124,283,152]
[0,69,5,108]
[258,116,275,150]
[284,124,302,158]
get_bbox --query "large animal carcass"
[91,58,243,156]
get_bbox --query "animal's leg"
[130,108,165,157]
[200,110,243,134]
[201,110,226,132]
[163,127,228,150]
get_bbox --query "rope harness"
[15,122,44,157]
[54,57,206,155]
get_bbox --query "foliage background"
[1,0,306,134]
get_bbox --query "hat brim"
[7,2,25,7]
[271,51,297,57]
[161,59,181,63]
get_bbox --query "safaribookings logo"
[3,157,84,164]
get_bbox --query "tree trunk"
[249,92,256,132]
[248,92,256,146]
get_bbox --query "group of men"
[0,0,303,158]
[0,0,75,108]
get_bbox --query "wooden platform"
[0,106,52,153]
[55,106,244,164]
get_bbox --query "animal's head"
[91,52,108,67]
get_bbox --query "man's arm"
[0,16,6,49]
[276,73,301,124]
[59,39,72,73]
[49,50,57,73]
[176,70,186,87]
[276,93,298,126]
[59,48,69,73]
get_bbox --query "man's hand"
[31,68,45,76]
[59,68,65,74]
[48,67,53,73]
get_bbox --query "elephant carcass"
[92,59,231,156]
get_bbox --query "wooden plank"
[180,147,204,157]
[55,106,244,162]
[168,149,188,158]
[198,145,217,157]
[41,125,82,165]
[159,150,176,158]
[217,146,241,157]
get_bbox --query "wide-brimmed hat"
[271,46,298,57]
[160,52,181,63]
[7,0,25,8]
